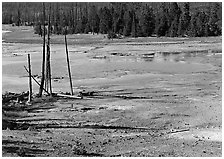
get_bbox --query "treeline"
[2,2,222,37]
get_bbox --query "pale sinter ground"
[2,25,222,157]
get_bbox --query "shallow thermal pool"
[2,43,215,93]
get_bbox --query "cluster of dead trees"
[24,3,75,101]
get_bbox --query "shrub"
[107,31,117,39]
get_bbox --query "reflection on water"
[142,57,154,62]
[92,51,209,64]
[152,51,208,63]
[184,52,197,58]
[141,53,155,62]
[155,52,182,63]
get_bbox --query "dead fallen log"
[79,91,95,96]
[167,128,190,134]
[81,93,164,101]
[24,66,50,95]
[79,90,149,99]
[32,123,159,131]
[56,93,82,99]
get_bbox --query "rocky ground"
[2,25,222,157]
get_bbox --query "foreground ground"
[2,25,222,157]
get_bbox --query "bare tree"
[38,2,46,97]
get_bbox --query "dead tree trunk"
[27,54,32,102]
[45,3,52,94]
[64,29,74,95]
[38,2,46,97]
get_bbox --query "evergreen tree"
[168,2,181,37]
[156,3,169,36]
[178,2,191,36]
[54,3,62,34]
[169,17,179,37]
[198,11,209,37]
[189,10,209,37]
[68,3,75,34]
[110,3,125,34]
[76,15,88,33]
[99,7,112,34]
[16,3,21,26]
[189,11,198,37]
[88,5,100,34]
[208,3,221,36]
[34,21,42,36]
[123,10,132,36]
[117,3,126,34]
[139,5,155,37]
[131,11,137,37]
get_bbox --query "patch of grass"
[3,25,221,45]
